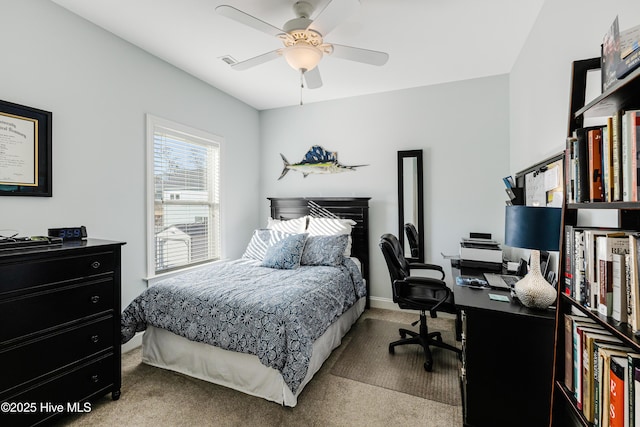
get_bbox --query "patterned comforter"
[121,258,366,393]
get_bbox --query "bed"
[121,197,370,407]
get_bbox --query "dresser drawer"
[0,279,114,343]
[0,353,115,427]
[0,251,115,295]
[0,316,114,392]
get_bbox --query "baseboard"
[368,296,455,319]
[368,296,400,311]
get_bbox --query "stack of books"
[459,237,503,271]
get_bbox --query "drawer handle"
[91,261,101,269]
[91,374,99,383]
[91,335,99,343]
[90,295,100,304]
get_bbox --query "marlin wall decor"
[278,145,367,180]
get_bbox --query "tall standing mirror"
[397,150,424,262]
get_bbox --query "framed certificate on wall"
[0,99,52,197]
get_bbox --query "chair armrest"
[408,262,445,280]
[393,276,452,316]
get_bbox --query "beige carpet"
[56,309,463,427]
[331,318,462,405]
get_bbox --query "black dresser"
[0,239,125,426]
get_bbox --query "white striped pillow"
[242,229,291,261]
[266,216,308,233]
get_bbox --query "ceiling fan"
[216,0,389,89]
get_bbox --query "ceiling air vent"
[219,55,237,65]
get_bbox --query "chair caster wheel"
[389,344,395,354]
[399,331,406,339]
[436,335,442,342]
[424,361,433,371]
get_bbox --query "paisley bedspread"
[121,258,365,393]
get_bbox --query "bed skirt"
[141,296,366,407]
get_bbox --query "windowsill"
[144,258,230,286]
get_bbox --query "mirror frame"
[397,149,424,263]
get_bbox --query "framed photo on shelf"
[601,16,621,92]
[0,99,52,197]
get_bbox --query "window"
[146,115,221,275]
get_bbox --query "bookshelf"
[551,58,640,426]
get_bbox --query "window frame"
[145,114,223,279]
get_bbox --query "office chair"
[404,223,420,258]
[379,233,462,371]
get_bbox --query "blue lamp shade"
[504,206,562,251]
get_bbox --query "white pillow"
[266,216,308,233]
[306,217,356,256]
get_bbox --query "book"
[584,334,623,423]
[585,229,602,310]
[565,314,574,391]
[603,124,612,202]
[630,234,640,332]
[595,344,630,427]
[575,228,587,304]
[583,330,617,418]
[575,128,591,203]
[622,110,640,201]
[612,253,627,323]
[612,111,624,201]
[567,142,576,203]
[597,236,631,316]
[625,353,640,427]
[632,110,640,201]
[565,224,575,296]
[603,16,621,92]
[621,24,640,59]
[585,229,627,310]
[575,324,605,407]
[617,47,640,80]
[589,127,604,202]
[566,314,596,392]
[610,356,627,427]
[636,366,640,427]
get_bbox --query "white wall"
[510,0,640,172]
[259,75,510,302]
[0,0,261,307]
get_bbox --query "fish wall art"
[278,145,367,180]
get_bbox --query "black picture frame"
[0,99,52,197]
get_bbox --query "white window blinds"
[147,115,221,274]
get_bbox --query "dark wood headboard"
[268,197,370,306]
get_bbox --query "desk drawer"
[0,354,115,427]
[0,316,114,391]
[0,251,115,294]
[0,279,114,343]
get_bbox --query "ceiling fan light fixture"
[282,42,322,72]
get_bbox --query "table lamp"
[505,205,562,309]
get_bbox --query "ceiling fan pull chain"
[300,70,304,106]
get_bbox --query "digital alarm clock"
[48,226,87,241]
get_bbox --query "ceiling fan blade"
[303,67,323,89]
[307,0,359,36]
[231,50,282,71]
[330,44,389,66]
[216,5,284,37]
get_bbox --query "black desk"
[452,262,556,427]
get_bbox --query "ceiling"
[51,0,545,111]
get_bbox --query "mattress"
[141,296,366,406]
